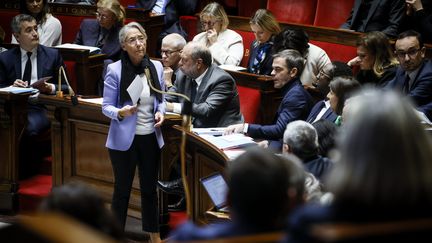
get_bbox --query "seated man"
[161,33,186,90]
[225,49,313,150]
[340,0,405,37]
[386,30,432,119]
[165,42,243,128]
[170,147,306,241]
[0,14,68,177]
[282,120,334,182]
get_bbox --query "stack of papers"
[200,133,256,150]
[55,43,101,55]
[0,86,38,94]
[219,64,247,72]
[192,127,225,136]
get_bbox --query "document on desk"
[219,64,247,72]
[79,97,103,105]
[192,127,225,136]
[200,133,256,150]
[55,43,101,54]
[0,86,38,94]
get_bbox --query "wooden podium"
[0,92,30,213]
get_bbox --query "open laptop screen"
[200,173,229,211]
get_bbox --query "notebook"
[200,173,230,213]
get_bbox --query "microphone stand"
[144,68,193,217]
[56,66,78,106]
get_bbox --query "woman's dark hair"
[20,0,50,25]
[272,27,310,56]
[329,77,361,115]
[39,183,125,241]
[312,119,338,157]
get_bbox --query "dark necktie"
[190,79,197,102]
[23,51,32,84]
[403,74,410,94]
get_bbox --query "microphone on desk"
[144,66,193,217]
[57,66,79,106]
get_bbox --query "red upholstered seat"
[120,0,136,7]
[180,16,199,41]
[56,15,88,43]
[267,0,317,25]
[237,85,261,123]
[310,40,357,63]
[313,0,355,28]
[237,0,266,17]
[18,175,52,212]
[0,10,19,43]
[235,30,255,68]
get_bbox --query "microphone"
[58,66,78,106]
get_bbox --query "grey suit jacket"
[166,64,243,128]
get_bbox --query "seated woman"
[273,28,331,86]
[247,9,280,75]
[348,31,399,87]
[12,0,62,46]
[193,2,244,66]
[285,89,432,242]
[326,77,361,126]
[74,0,125,61]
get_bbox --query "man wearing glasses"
[388,30,432,119]
[160,33,186,90]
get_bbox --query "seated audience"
[165,42,243,128]
[311,61,353,101]
[282,120,334,182]
[273,28,331,86]
[247,9,281,75]
[39,183,124,241]
[387,30,432,119]
[193,2,244,66]
[135,0,197,49]
[340,0,405,38]
[225,50,313,150]
[285,89,432,242]
[160,33,186,90]
[402,0,432,43]
[348,31,399,87]
[327,77,361,125]
[12,0,62,47]
[170,147,306,241]
[74,0,124,61]
[312,119,338,158]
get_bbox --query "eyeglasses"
[126,36,146,45]
[95,12,110,20]
[200,20,220,28]
[161,49,181,56]
[395,48,421,59]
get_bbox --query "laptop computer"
[200,173,230,213]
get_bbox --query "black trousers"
[109,133,160,232]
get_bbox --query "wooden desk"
[0,92,30,213]
[225,70,281,125]
[172,125,229,225]
[37,95,181,232]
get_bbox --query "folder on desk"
[200,134,256,150]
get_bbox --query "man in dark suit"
[135,0,197,47]
[0,14,67,178]
[340,0,405,37]
[165,41,243,128]
[283,120,333,182]
[387,30,432,119]
[225,49,313,150]
[161,33,186,90]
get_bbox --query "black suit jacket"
[136,0,197,38]
[306,101,338,124]
[74,19,122,61]
[166,64,243,128]
[0,45,68,92]
[340,0,405,37]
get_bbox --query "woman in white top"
[12,0,62,47]
[193,2,243,66]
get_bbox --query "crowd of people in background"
[1,0,432,242]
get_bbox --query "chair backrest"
[313,0,355,28]
[237,85,261,123]
[267,0,318,25]
[56,15,88,43]
[235,30,255,68]
[180,16,199,41]
[310,40,357,63]
[0,10,19,43]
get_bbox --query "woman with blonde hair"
[193,2,244,66]
[247,9,281,75]
[74,0,125,61]
[348,31,399,87]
